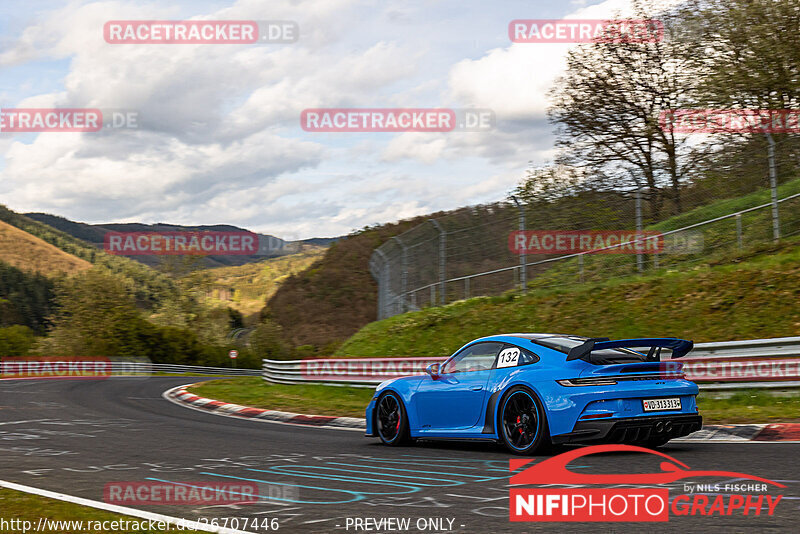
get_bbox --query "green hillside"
[264,217,441,352]
[0,205,179,308]
[336,237,800,357]
[185,246,325,317]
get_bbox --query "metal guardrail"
[143,363,261,376]
[104,362,261,376]
[263,337,800,390]
[0,360,262,378]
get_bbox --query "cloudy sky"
[0,0,647,240]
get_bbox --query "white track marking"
[0,479,254,534]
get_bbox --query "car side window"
[496,344,540,369]
[442,342,503,374]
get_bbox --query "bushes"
[36,268,245,367]
[0,325,36,356]
[0,261,55,333]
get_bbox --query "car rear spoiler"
[566,337,694,361]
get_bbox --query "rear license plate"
[642,397,681,412]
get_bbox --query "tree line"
[518,0,800,226]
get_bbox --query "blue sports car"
[365,334,702,454]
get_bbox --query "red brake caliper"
[517,416,523,434]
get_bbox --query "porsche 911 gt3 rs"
[364,334,702,454]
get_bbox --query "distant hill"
[0,219,91,276]
[24,213,337,268]
[0,216,88,333]
[263,215,444,352]
[0,205,179,308]
[185,246,326,317]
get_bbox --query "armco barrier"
[263,337,800,390]
[0,360,261,378]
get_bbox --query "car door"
[414,342,503,430]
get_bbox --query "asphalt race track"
[0,377,798,533]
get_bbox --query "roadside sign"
[229,350,238,359]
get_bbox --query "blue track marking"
[197,472,369,504]
[247,466,446,487]
[323,461,507,481]
[164,455,517,505]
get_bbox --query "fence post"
[430,219,446,306]
[430,285,435,307]
[465,277,470,299]
[765,132,780,241]
[578,253,584,283]
[736,213,743,249]
[391,236,408,312]
[511,196,527,294]
[374,249,389,319]
[635,187,643,273]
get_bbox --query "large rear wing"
[566,337,694,362]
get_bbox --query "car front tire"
[375,392,410,446]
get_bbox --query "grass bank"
[189,377,373,417]
[0,488,201,533]
[335,238,800,358]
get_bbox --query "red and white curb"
[163,384,365,432]
[675,422,800,442]
[164,384,800,442]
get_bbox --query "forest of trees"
[522,0,800,225]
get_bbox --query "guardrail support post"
[578,254,584,283]
[465,277,470,299]
[736,213,743,249]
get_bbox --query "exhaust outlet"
[654,421,664,433]
[664,421,673,433]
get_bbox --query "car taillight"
[557,378,618,386]
[580,413,614,420]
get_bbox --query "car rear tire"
[376,392,410,446]
[498,386,549,455]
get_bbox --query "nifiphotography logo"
[509,444,784,522]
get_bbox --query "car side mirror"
[426,363,441,379]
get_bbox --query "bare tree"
[548,0,703,220]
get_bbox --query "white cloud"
[0,0,686,239]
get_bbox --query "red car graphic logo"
[510,444,785,487]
